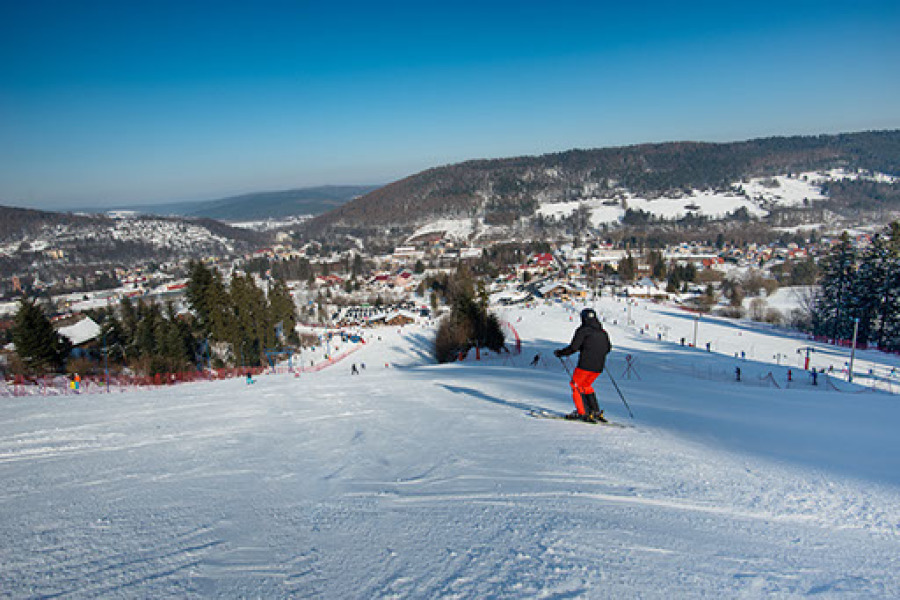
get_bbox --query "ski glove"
[553,349,564,358]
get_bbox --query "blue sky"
[1,0,898,210]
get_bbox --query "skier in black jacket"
[554,308,612,422]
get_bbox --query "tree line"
[8,262,299,376]
[184,261,299,367]
[812,223,900,350]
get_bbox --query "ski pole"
[557,354,573,378]
[606,370,635,419]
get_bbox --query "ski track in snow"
[2,300,900,598]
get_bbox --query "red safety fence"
[1,345,365,397]
[811,335,869,351]
[1,366,271,397]
[0,346,370,397]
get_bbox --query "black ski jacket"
[557,314,611,373]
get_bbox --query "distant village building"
[392,246,425,264]
[622,278,669,299]
[537,282,589,300]
[383,310,417,327]
[701,257,726,270]
[316,274,345,287]
[458,247,483,261]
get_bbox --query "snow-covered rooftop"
[56,316,101,346]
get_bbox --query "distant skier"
[245,371,255,385]
[554,308,612,422]
[351,363,359,375]
[530,353,540,367]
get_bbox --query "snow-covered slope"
[535,169,895,228]
[2,299,899,597]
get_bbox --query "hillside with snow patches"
[2,297,900,597]
[409,169,895,242]
[0,210,262,262]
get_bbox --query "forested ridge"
[304,130,900,237]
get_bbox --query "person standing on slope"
[554,308,611,422]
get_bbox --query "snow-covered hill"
[1,214,231,255]
[307,131,900,243]
[535,169,892,228]
[405,168,897,243]
[2,298,899,597]
[0,210,267,274]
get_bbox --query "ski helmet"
[580,308,597,322]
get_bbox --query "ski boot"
[583,392,607,423]
[566,410,595,422]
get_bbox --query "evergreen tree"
[434,268,505,362]
[186,260,214,331]
[228,273,270,366]
[99,310,127,363]
[157,302,194,372]
[134,302,161,358]
[186,261,230,337]
[878,223,900,349]
[267,278,299,345]
[11,297,71,374]
[618,254,636,281]
[813,233,858,340]
[352,254,364,278]
[119,296,138,342]
[649,250,666,279]
[855,224,900,349]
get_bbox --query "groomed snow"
[2,297,899,598]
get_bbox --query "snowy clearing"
[2,298,899,598]
[535,169,896,227]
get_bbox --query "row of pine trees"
[185,261,298,368]
[10,261,299,376]
[811,222,900,350]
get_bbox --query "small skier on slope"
[554,308,612,423]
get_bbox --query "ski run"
[2,297,900,598]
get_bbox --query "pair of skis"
[526,409,630,429]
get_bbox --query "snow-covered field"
[534,169,896,227]
[537,190,768,227]
[2,298,900,598]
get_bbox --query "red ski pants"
[569,368,599,415]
